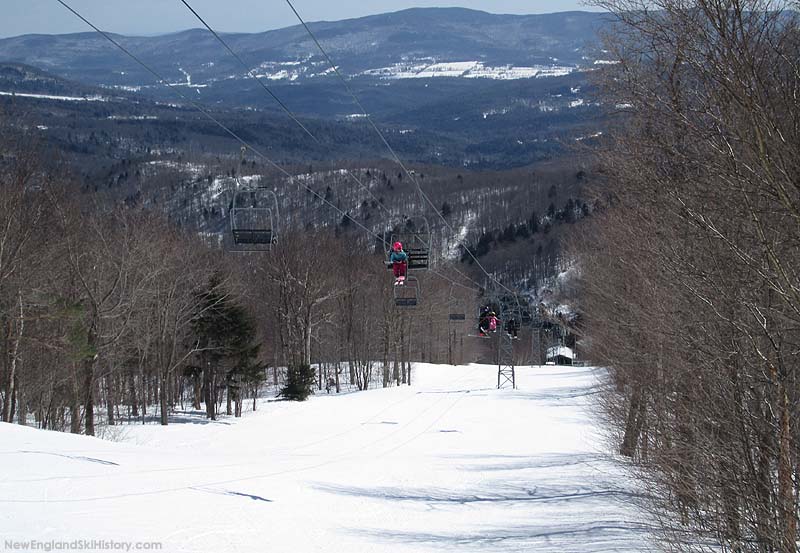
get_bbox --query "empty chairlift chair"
[230,185,280,252]
[447,287,466,323]
[394,275,420,307]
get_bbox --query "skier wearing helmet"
[389,241,408,285]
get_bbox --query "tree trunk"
[129,372,139,417]
[83,358,96,436]
[777,377,796,552]
[83,319,98,436]
[140,372,147,422]
[17,379,26,426]
[0,317,6,420]
[401,317,409,385]
[106,374,115,426]
[620,387,645,457]
[303,322,313,368]
[382,328,390,388]
[192,372,202,410]
[3,293,24,423]
[8,374,17,424]
[203,364,215,420]
[70,368,81,434]
[448,328,454,366]
[159,373,169,425]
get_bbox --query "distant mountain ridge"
[0,9,612,169]
[0,9,610,92]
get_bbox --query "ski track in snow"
[0,364,655,552]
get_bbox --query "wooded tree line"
[77,140,589,305]
[0,130,480,436]
[580,1,800,551]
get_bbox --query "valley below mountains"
[0,7,607,295]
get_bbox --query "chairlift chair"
[446,286,466,322]
[230,185,279,252]
[520,304,534,327]
[386,216,432,270]
[393,275,420,307]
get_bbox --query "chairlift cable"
[181,0,492,298]
[430,268,481,293]
[284,0,519,298]
[55,0,488,306]
[177,0,395,227]
[179,0,319,145]
[54,0,387,247]
[284,0,427,209]
[444,262,485,292]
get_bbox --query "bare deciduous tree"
[581,1,800,550]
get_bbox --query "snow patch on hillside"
[360,61,576,80]
[0,91,108,102]
[102,84,142,92]
[251,60,337,81]
[447,211,477,259]
[107,115,158,120]
[173,68,208,88]
[575,131,603,141]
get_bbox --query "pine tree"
[280,364,315,401]
[528,211,539,234]
[192,273,261,419]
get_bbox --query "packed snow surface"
[0,364,653,552]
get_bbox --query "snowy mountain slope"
[0,9,611,124]
[0,364,654,552]
[0,10,608,86]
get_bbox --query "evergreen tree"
[528,211,539,234]
[500,223,517,242]
[280,364,316,401]
[563,198,576,223]
[192,273,261,419]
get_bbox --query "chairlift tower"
[496,298,516,389]
[481,286,521,389]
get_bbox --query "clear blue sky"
[2,1,603,38]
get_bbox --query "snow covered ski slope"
[0,364,653,552]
